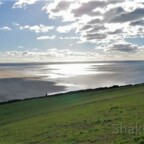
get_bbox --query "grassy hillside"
[0,84,144,144]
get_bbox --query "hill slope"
[0,84,144,144]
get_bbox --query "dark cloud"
[110,8,144,23]
[88,18,103,25]
[107,43,138,53]
[108,29,123,35]
[104,7,126,22]
[80,25,93,31]
[107,0,124,4]
[71,1,125,17]
[130,20,144,26]
[85,33,107,40]
[71,1,105,17]
[87,25,106,33]
[52,1,71,13]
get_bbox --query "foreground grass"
[0,84,144,144]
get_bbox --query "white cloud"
[43,0,144,49]
[59,36,79,40]
[44,48,101,60]
[19,24,54,33]
[0,46,144,62]
[37,35,56,40]
[0,48,101,62]
[13,0,38,8]
[0,26,12,31]
[57,25,73,33]
[42,0,77,21]
[1,0,143,61]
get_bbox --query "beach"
[0,77,66,102]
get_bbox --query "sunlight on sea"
[36,63,109,79]
[0,61,144,102]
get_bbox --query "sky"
[0,0,144,62]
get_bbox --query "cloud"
[19,24,54,33]
[56,23,77,33]
[105,41,139,53]
[59,36,79,40]
[50,1,72,13]
[130,19,144,26]
[84,33,107,40]
[0,48,101,62]
[110,8,144,23]
[43,0,144,45]
[42,0,79,22]
[37,35,56,40]
[13,0,38,8]
[1,46,143,62]
[87,18,103,25]
[44,48,100,58]
[0,26,12,31]
[71,1,105,17]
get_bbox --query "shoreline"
[0,82,143,105]
[0,61,144,104]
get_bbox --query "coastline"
[0,61,144,103]
[0,82,143,105]
[0,77,66,103]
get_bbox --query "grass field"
[0,84,144,144]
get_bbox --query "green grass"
[0,84,144,144]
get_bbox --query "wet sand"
[0,71,66,102]
[0,70,32,79]
[0,61,144,102]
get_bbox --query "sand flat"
[0,77,66,102]
[0,70,34,79]
[0,70,66,102]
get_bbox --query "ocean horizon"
[0,61,144,102]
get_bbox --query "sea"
[0,61,144,102]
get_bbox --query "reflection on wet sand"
[0,77,66,102]
[0,61,144,102]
